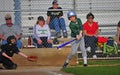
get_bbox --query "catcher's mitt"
[27,55,38,62]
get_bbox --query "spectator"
[33,16,52,48]
[116,21,120,45]
[63,10,87,68]
[116,21,120,49]
[0,13,22,49]
[83,12,99,58]
[46,0,68,38]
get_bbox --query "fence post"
[73,0,76,10]
[14,0,21,28]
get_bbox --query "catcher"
[0,35,37,69]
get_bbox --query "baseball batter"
[62,10,88,68]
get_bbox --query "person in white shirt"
[33,16,52,48]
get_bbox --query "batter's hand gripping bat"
[57,39,76,49]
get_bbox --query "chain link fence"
[0,0,120,36]
[0,0,120,59]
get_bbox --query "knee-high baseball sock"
[83,56,87,64]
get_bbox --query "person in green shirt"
[62,10,87,68]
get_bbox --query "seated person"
[46,0,68,38]
[33,16,52,48]
[0,13,22,49]
[0,35,32,69]
[116,21,120,45]
[83,13,99,58]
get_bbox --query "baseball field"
[0,48,120,75]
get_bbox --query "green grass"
[62,60,120,75]
[86,60,120,65]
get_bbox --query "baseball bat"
[57,39,76,49]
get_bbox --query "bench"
[21,24,117,46]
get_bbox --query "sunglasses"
[5,18,11,20]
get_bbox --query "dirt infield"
[13,48,77,66]
[0,66,74,75]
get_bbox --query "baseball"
[58,48,61,50]
[76,61,79,64]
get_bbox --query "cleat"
[62,62,68,68]
[83,64,88,67]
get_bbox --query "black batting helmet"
[7,35,16,44]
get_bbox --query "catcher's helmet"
[67,10,77,20]
[7,35,16,44]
